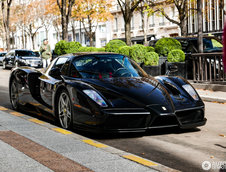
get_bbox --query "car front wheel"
[57,90,73,129]
[10,78,20,110]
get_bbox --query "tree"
[56,0,75,41]
[73,0,113,47]
[23,1,43,50]
[146,0,196,36]
[1,0,13,50]
[136,0,150,45]
[117,0,144,45]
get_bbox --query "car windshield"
[16,50,37,57]
[72,54,144,79]
[203,38,222,52]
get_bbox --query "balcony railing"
[191,52,226,83]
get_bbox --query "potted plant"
[166,49,186,78]
[130,44,148,64]
[141,52,161,76]
[154,38,182,75]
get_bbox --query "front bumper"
[98,106,206,133]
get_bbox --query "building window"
[159,15,165,26]
[99,25,106,33]
[121,17,125,31]
[131,15,134,30]
[100,39,106,47]
[114,18,118,32]
[149,14,155,27]
[139,13,143,29]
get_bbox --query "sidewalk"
[196,89,226,103]
[0,107,176,172]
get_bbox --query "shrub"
[130,44,148,63]
[54,40,67,55]
[64,41,82,54]
[167,49,185,62]
[96,48,105,52]
[146,46,155,52]
[144,52,159,66]
[78,47,97,52]
[54,41,81,55]
[105,39,126,53]
[155,38,182,56]
[119,46,131,57]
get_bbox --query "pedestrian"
[40,39,52,68]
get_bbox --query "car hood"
[81,77,175,112]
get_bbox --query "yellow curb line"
[82,139,108,148]
[10,112,24,117]
[123,155,158,167]
[28,118,46,124]
[52,128,72,135]
[0,107,8,111]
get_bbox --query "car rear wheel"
[57,90,73,129]
[10,78,20,110]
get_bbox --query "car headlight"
[182,84,199,100]
[83,89,108,107]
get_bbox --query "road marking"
[83,139,108,148]
[28,118,45,124]
[0,106,8,111]
[52,128,72,135]
[0,131,92,172]
[10,112,24,117]
[123,155,158,167]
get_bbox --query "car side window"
[53,57,68,69]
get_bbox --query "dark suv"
[2,49,42,69]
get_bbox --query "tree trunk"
[180,19,187,36]
[125,20,131,46]
[197,0,203,53]
[71,22,76,42]
[90,35,93,47]
[31,35,35,50]
[45,28,48,40]
[125,0,131,46]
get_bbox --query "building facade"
[1,0,226,51]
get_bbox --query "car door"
[39,57,69,107]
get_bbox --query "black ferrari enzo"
[9,52,206,132]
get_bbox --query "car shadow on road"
[73,127,201,140]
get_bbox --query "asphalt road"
[0,66,225,172]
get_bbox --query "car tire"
[9,78,20,110]
[2,61,7,69]
[56,89,73,129]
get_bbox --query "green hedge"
[144,52,159,66]
[155,38,182,56]
[105,39,126,53]
[146,46,155,52]
[77,47,105,52]
[118,46,131,57]
[167,49,185,62]
[54,41,82,55]
[130,44,148,63]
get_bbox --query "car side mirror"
[168,64,178,73]
[49,68,61,78]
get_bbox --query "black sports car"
[9,52,206,133]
